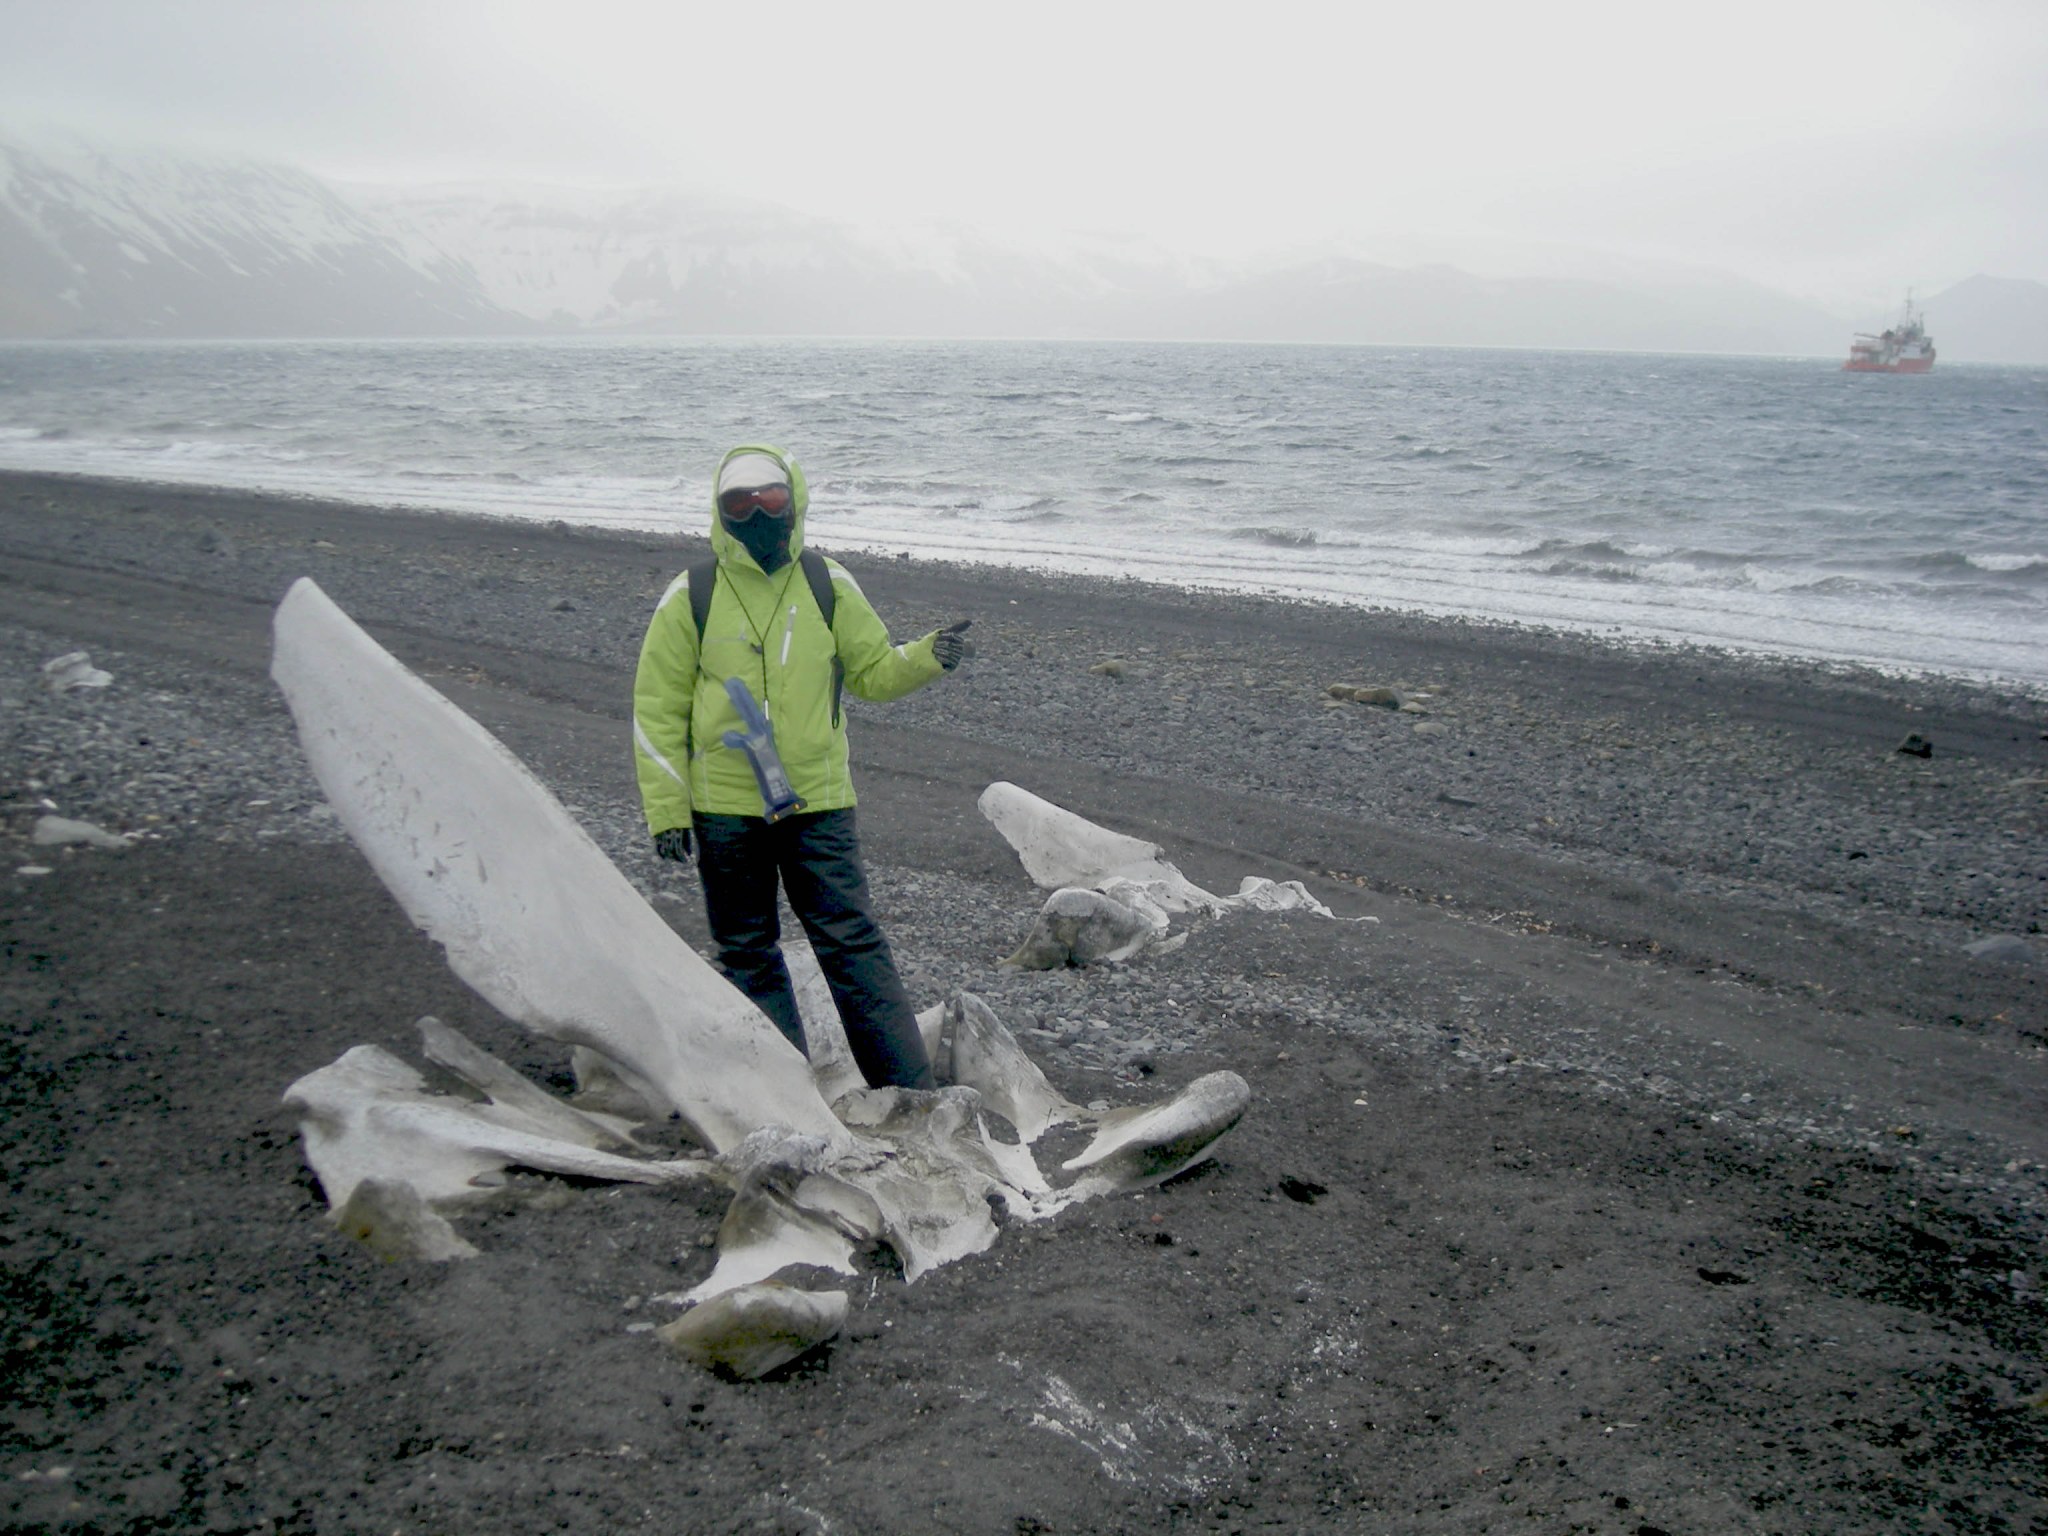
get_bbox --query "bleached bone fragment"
[333,1177,479,1262]
[31,815,134,850]
[271,577,846,1155]
[42,651,111,692]
[417,1017,639,1150]
[284,1044,715,1211]
[831,1086,1027,1281]
[978,781,1221,912]
[1058,1071,1251,1201]
[567,1045,666,1123]
[980,781,1340,920]
[657,1283,849,1380]
[782,934,867,1103]
[1002,886,1171,970]
[1228,875,1336,917]
[916,1003,945,1062]
[682,1168,883,1303]
[941,992,1084,1142]
[673,1127,881,1301]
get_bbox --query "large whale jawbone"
[271,577,842,1155]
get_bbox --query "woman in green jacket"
[633,445,971,1090]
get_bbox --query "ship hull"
[1843,357,1934,373]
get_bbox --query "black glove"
[932,618,976,671]
[653,827,694,862]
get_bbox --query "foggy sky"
[3,0,2043,308]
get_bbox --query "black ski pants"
[692,807,935,1091]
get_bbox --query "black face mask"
[726,513,792,572]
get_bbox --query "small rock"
[1895,732,1933,758]
[1328,684,1403,708]
[550,597,577,612]
[1412,721,1448,737]
[32,816,133,850]
[42,652,112,692]
[1089,659,1128,679]
[1964,934,2035,966]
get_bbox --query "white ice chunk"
[271,577,846,1155]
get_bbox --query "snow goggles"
[717,453,795,521]
[718,483,793,522]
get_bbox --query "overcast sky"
[4,0,2043,307]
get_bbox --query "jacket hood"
[709,443,809,573]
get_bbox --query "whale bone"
[658,1282,849,1380]
[272,576,846,1158]
[978,780,1338,922]
[282,1042,716,1213]
[269,578,1252,1345]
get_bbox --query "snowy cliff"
[0,130,510,338]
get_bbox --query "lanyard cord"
[714,560,802,711]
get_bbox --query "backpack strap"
[799,548,836,634]
[687,550,837,645]
[687,557,717,645]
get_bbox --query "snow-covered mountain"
[0,129,509,338]
[347,179,1214,339]
[4,129,2045,360]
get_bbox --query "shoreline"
[13,463,2048,697]
[3,466,2044,1533]
[7,463,2044,700]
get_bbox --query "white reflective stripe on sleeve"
[826,560,863,599]
[634,716,687,786]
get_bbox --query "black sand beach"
[3,469,2044,1535]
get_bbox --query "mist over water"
[2,338,2044,687]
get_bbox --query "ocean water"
[2,337,2043,688]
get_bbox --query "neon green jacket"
[633,444,946,833]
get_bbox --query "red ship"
[1844,296,1935,372]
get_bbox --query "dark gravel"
[3,470,2044,1535]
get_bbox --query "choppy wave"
[1229,526,1318,547]
[1970,552,2045,573]
[0,336,2042,687]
